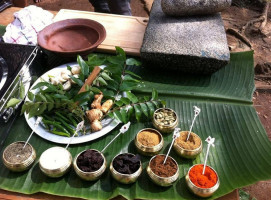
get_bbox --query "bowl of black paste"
[74,149,106,181]
[2,141,36,172]
[110,153,142,184]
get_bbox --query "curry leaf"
[113,110,123,123]
[140,103,149,118]
[6,98,21,108]
[119,81,139,91]
[78,55,89,78]
[126,91,138,103]
[126,58,141,66]
[120,97,130,105]
[101,72,113,81]
[69,75,84,87]
[123,75,140,82]
[97,77,107,86]
[125,70,141,79]
[27,92,35,101]
[32,82,57,91]
[133,104,142,122]
[146,102,155,117]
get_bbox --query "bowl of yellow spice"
[135,128,164,156]
[173,131,202,159]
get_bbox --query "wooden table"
[0,7,148,56]
[0,7,239,200]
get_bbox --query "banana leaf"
[0,51,270,200]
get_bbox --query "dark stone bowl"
[38,18,106,57]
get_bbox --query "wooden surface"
[0,8,147,56]
[54,9,148,56]
[0,188,238,200]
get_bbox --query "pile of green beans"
[41,112,80,137]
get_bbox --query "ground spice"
[113,153,140,174]
[137,130,161,147]
[176,131,201,150]
[77,149,104,172]
[189,164,218,188]
[150,155,177,177]
[3,142,32,163]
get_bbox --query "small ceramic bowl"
[146,154,179,187]
[134,128,164,156]
[73,149,107,181]
[110,153,142,184]
[2,141,36,172]
[38,18,106,57]
[186,164,220,197]
[173,131,202,159]
[39,147,72,178]
[152,108,178,134]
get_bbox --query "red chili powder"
[189,164,217,188]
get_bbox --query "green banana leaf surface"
[0,51,270,200]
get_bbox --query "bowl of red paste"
[186,164,220,197]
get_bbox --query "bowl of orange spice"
[185,164,219,197]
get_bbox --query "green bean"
[55,112,70,123]
[51,130,70,137]
[42,114,55,121]
[42,119,70,134]
[56,117,75,135]
[67,114,78,127]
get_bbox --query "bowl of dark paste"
[38,18,106,57]
[74,149,106,181]
[110,153,142,184]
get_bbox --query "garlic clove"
[71,66,81,75]
[61,69,72,80]
[50,77,60,85]
[58,76,67,83]
[70,74,79,84]
[63,80,72,91]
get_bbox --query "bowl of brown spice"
[2,141,36,172]
[110,153,142,184]
[173,131,202,159]
[147,154,179,187]
[152,108,178,134]
[134,128,164,156]
[73,149,106,181]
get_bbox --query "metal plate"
[24,62,119,144]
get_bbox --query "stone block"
[140,0,230,74]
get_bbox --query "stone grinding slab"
[140,0,230,74]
